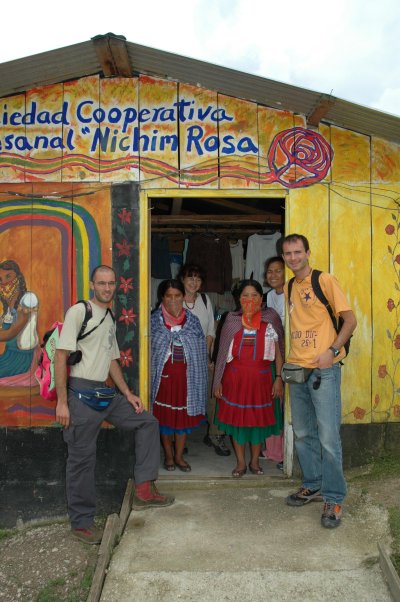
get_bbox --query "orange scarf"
[241,297,262,330]
[161,303,185,327]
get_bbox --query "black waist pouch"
[71,386,116,411]
[281,363,312,384]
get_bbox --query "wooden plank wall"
[0,74,399,426]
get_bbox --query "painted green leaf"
[117,294,128,307]
[124,331,135,343]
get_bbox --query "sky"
[2,0,400,116]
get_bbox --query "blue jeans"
[289,364,347,504]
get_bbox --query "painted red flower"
[120,348,133,367]
[374,394,380,408]
[118,208,132,225]
[378,365,388,378]
[387,298,395,312]
[394,405,400,418]
[119,276,134,294]
[118,308,137,326]
[353,406,366,420]
[395,255,400,265]
[115,239,132,257]
[394,335,400,349]
[385,224,395,235]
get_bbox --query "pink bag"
[263,434,284,463]
[34,322,64,401]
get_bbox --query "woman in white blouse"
[178,263,231,457]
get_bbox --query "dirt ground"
[0,469,398,602]
[0,521,99,602]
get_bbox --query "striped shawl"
[213,308,285,390]
[151,307,208,416]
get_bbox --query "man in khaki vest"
[55,265,174,544]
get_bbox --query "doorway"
[140,189,287,479]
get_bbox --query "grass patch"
[66,564,96,602]
[348,452,400,578]
[0,528,16,541]
[0,518,68,543]
[389,507,400,550]
[36,577,66,601]
[350,453,400,482]
[35,564,95,602]
[389,507,400,573]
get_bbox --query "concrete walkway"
[100,477,392,601]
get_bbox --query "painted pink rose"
[378,365,388,378]
[395,255,400,265]
[118,308,136,326]
[120,348,133,367]
[387,298,395,312]
[115,240,132,257]
[119,276,133,294]
[385,224,395,235]
[394,405,400,418]
[395,336,400,350]
[118,208,132,225]
[353,406,366,420]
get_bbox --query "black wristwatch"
[329,346,340,357]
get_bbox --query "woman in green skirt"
[213,279,284,477]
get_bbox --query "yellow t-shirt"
[284,270,352,368]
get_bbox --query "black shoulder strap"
[76,300,92,340]
[311,270,339,334]
[201,292,208,308]
[76,301,115,341]
[288,277,295,302]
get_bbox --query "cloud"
[1,0,400,116]
[373,88,400,116]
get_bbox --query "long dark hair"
[237,279,263,298]
[177,263,205,282]
[156,279,185,307]
[0,260,27,309]
[265,256,284,272]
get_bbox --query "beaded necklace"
[184,294,197,310]
[0,276,20,303]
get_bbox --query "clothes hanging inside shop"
[151,234,171,279]
[185,233,232,294]
[150,228,282,312]
[244,232,282,291]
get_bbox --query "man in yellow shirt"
[282,234,357,528]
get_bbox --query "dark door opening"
[150,194,286,479]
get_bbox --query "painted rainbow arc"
[0,199,101,309]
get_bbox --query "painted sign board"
[0,74,399,429]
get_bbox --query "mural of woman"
[0,260,40,386]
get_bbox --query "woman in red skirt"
[151,279,207,472]
[213,279,284,477]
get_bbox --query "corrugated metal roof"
[1,34,399,144]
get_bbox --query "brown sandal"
[249,463,264,475]
[163,461,176,472]
[231,466,247,478]
[175,461,191,472]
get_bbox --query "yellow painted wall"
[0,74,399,426]
[371,137,400,423]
